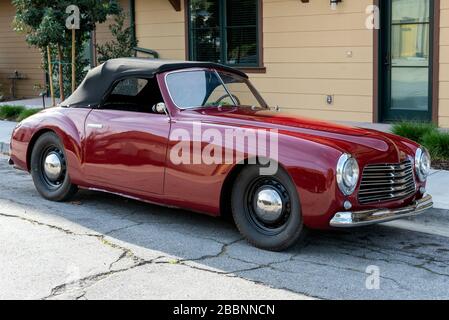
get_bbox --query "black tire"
[231,165,306,251]
[30,132,78,202]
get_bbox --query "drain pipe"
[129,0,136,46]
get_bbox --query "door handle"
[87,123,103,129]
[384,53,391,67]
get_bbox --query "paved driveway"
[1,157,449,300]
[0,120,15,147]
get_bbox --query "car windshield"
[165,70,267,109]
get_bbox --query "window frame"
[185,0,265,73]
[98,76,166,115]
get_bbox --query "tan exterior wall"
[96,0,131,47]
[134,0,186,60]
[134,0,374,122]
[439,0,449,127]
[0,0,44,99]
[253,0,374,122]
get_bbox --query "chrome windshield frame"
[164,68,266,110]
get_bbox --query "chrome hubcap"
[253,188,283,223]
[245,178,292,234]
[43,152,63,181]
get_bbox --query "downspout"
[129,0,159,59]
[129,0,136,47]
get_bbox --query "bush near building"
[0,105,41,122]
[392,122,449,170]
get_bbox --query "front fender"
[277,134,343,229]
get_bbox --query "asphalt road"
[1,156,449,300]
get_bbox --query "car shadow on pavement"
[49,189,449,300]
[2,160,449,300]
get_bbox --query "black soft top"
[61,58,248,108]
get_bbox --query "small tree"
[13,1,121,100]
[97,11,138,64]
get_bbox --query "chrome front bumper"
[329,194,433,228]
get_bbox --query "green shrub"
[392,121,449,160]
[422,130,449,160]
[392,122,438,144]
[0,105,25,121]
[16,108,41,122]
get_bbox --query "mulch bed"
[432,159,449,171]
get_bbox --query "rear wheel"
[231,165,305,251]
[30,132,78,201]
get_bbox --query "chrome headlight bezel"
[336,154,360,196]
[415,147,431,182]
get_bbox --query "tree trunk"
[47,46,55,107]
[72,29,76,93]
[57,44,65,101]
[91,29,97,67]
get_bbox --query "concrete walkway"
[0,97,59,109]
[0,121,16,154]
[427,170,449,209]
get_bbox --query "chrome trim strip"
[330,194,433,228]
[214,69,238,106]
[87,123,103,129]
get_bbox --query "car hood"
[180,107,418,164]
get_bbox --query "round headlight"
[415,147,431,182]
[336,154,360,196]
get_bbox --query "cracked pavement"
[1,156,449,300]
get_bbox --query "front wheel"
[30,132,78,201]
[231,165,306,251]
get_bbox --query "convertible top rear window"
[111,78,148,97]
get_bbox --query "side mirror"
[153,102,167,114]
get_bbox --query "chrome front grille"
[358,160,416,204]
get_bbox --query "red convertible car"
[9,58,433,251]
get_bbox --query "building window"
[188,0,261,68]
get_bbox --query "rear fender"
[12,108,91,185]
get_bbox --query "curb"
[0,142,10,156]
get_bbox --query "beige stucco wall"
[0,0,44,99]
[439,0,449,127]
[134,0,374,123]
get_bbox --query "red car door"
[83,77,170,195]
[84,109,170,195]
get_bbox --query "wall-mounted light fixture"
[299,0,342,10]
[330,0,342,10]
